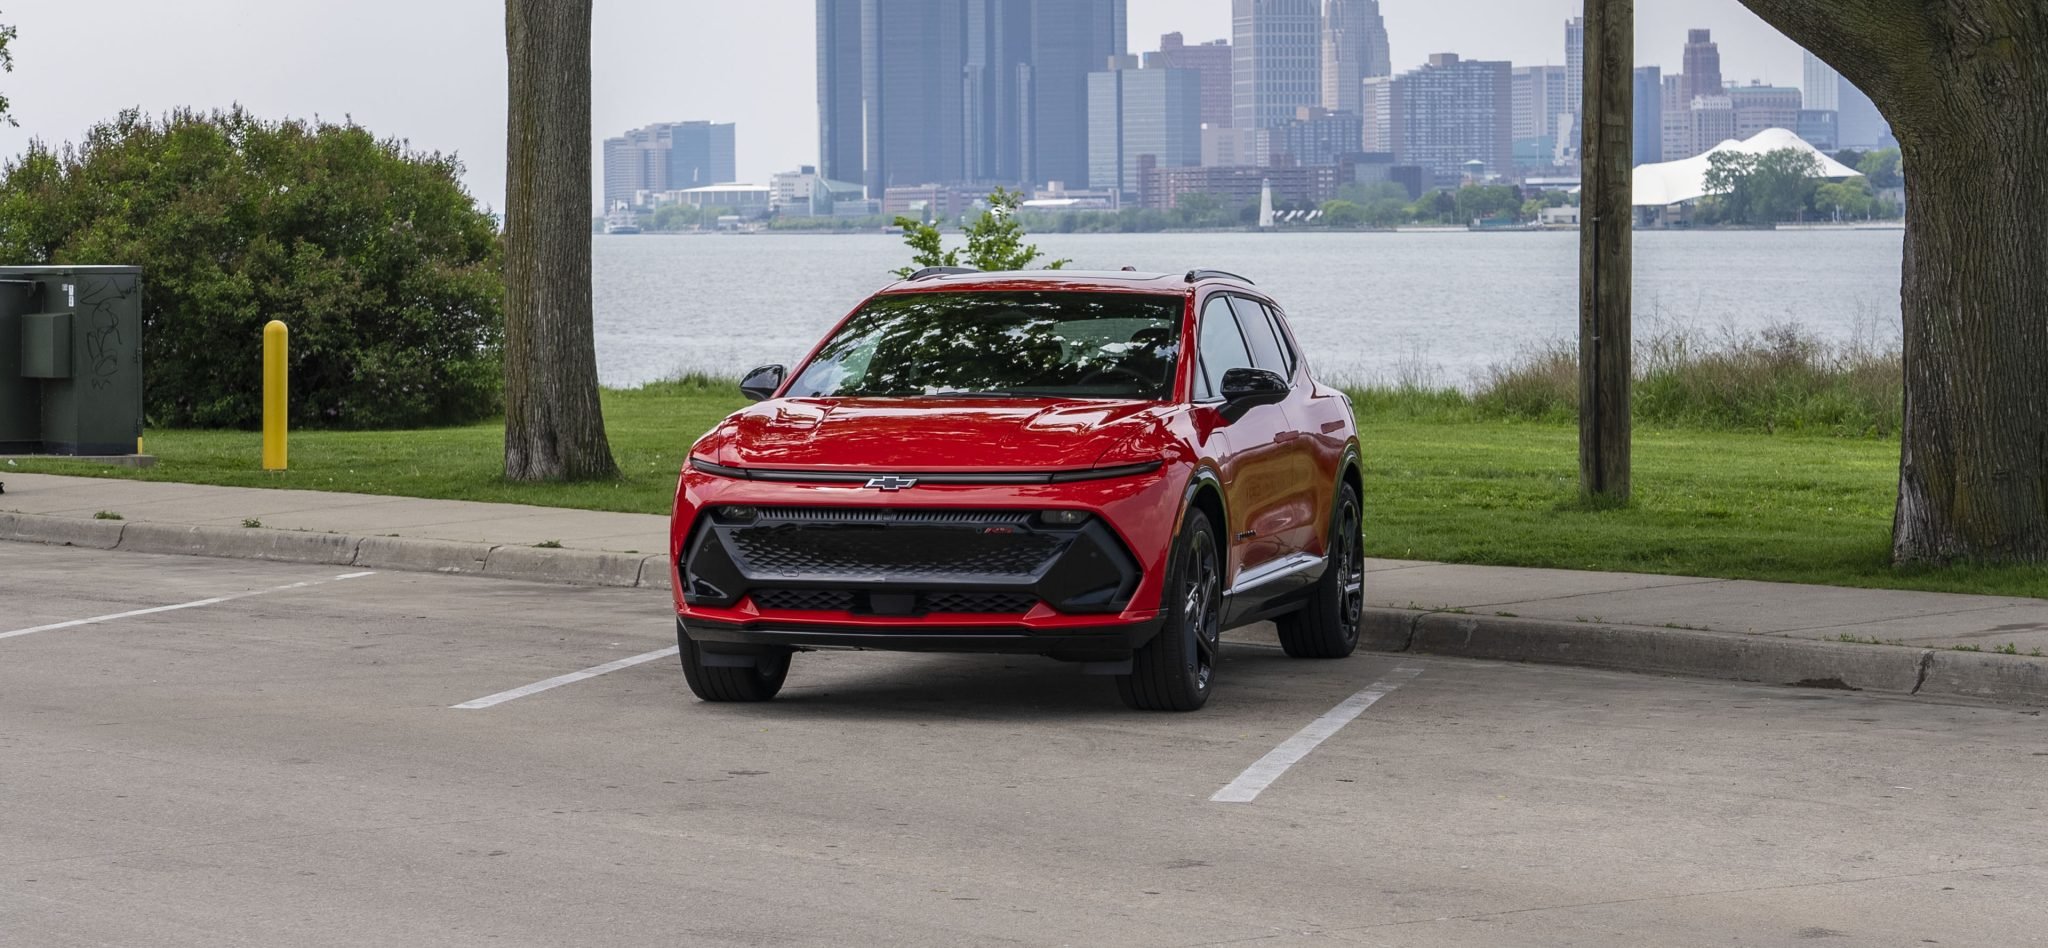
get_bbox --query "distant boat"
[603,206,642,235]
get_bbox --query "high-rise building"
[1386,53,1514,184]
[816,0,865,188]
[1359,76,1394,153]
[1148,33,1234,128]
[1512,65,1572,151]
[1796,109,1839,151]
[815,0,1127,195]
[1837,74,1892,149]
[602,121,737,209]
[1273,106,1364,167]
[1728,83,1801,140]
[1030,0,1129,187]
[1233,0,1322,130]
[1681,29,1723,100]
[1320,0,1389,116]
[1801,50,1840,112]
[667,121,737,189]
[1632,66,1663,166]
[1088,58,1202,194]
[1564,17,1585,129]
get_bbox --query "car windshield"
[785,291,1183,400]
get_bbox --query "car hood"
[700,397,1171,471]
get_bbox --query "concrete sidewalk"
[4,471,2044,704]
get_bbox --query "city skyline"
[0,0,1813,210]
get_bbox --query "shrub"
[0,107,503,429]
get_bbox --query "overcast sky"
[0,1,1802,212]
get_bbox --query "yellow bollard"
[262,320,288,471]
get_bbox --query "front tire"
[1276,483,1364,658]
[1117,509,1223,711]
[678,620,791,702]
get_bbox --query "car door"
[1223,295,1320,558]
[1191,293,1299,583]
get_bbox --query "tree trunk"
[1735,0,2048,564]
[503,0,618,482]
[1578,0,1633,503]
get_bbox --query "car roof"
[879,269,1260,296]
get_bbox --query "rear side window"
[1195,296,1255,401]
[1258,302,1299,377]
[1230,296,1291,379]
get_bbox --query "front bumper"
[670,463,1182,657]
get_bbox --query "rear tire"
[677,621,791,702]
[1276,483,1363,659]
[1117,509,1223,711]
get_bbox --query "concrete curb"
[0,511,127,550]
[1363,607,2048,707]
[5,512,2042,706]
[0,512,672,594]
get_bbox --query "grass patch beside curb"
[7,380,2042,599]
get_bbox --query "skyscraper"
[1681,29,1724,100]
[1837,75,1892,149]
[1632,66,1662,166]
[1320,0,1389,117]
[1088,58,1202,194]
[1512,65,1571,145]
[814,0,1126,195]
[1029,0,1129,187]
[1564,17,1584,128]
[816,0,864,187]
[1387,53,1514,184]
[1233,0,1322,130]
[668,122,737,189]
[1148,33,1233,128]
[1801,50,1839,112]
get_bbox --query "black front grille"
[730,524,1061,578]
[921,591,1039,615]
[748,588,1041,616]
[751,589,857,612]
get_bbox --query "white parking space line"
[0,571,377,642]
[451,647,680,710]
[1211,666,1424,804]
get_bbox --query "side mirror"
[739,364,786,402]
[1218,367,1288,422]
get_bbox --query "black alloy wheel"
[1118,509,1223,711]
[1276,483,1364,659]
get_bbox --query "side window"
[1230,296,1290,379]
[1196,296,1254,400]
[1260,302,1299,377]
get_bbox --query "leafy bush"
[0,107,503,429]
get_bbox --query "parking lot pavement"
[4,545,2046,948]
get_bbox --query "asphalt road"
[3,543,2045,948]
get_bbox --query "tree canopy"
[0,107,504,428]
[893,187,1069,277]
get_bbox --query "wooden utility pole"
[1578,0,1633,503]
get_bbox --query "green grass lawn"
[7,381,2042,598]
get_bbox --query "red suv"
[670,268,1364,711]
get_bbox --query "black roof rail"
[907,266,981,281]
[1184,269,1255,286]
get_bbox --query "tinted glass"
[1196,296,1254,400]
[786,291,1182,399]
[1260,303,1299,376]
[1231,296,1290,377]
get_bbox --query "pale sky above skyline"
[0,1,1803,211]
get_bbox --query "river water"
[591,229,1904,389]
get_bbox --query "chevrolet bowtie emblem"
[865,475,919,491]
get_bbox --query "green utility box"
[0,266,145,456]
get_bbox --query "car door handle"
[1272,430,1301,444]
[1320,420,1346,434]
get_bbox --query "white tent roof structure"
[1632,128,1861,207]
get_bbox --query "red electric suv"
[670,268,1364,711]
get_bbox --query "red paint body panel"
[670,271,1359,648]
